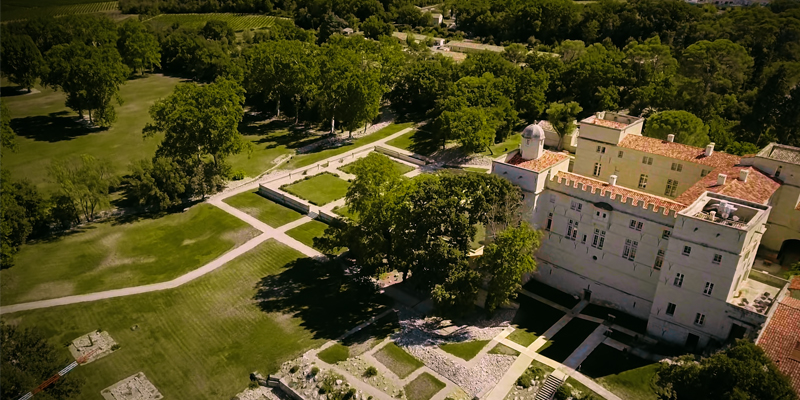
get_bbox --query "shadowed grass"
[318,343,350,364]
[439,340,490,361]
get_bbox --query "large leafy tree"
[1,170,48,267]
[318,44,383,134]
[117,19,161,74]
[644,110,710,147]
[361,15,394,40]
[481,223,541,314]
[2,102,16,152]
[436,107,497,153]
[546,101,582,150]
[48,154,118,222]
[43,42,129,126]
[0,34,45,91]
[1,321,83,399]
[657,340,798,400]
[388,55,457,116]
[144,79,248,167]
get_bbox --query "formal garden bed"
[488,343,520,356]
[285,220,340,253]
[337,357,405,398]
[223,191,303,228]
[373,342,424,379]
[281,172,351,206]
[343,312,401,357]
[318,343,351,364]
[339,155,415,176]
[579,344,660,400]
[503,361,552,400]
[404,373,446,400]
[439,340,491,361]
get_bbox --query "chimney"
[717,173,727,186]
[608,174,618,186]
[595,111,606,120]
[705,142,715,157]
[739,169,750,182]
[667,134,675,143]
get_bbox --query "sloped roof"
[758,296,800,396]
[552,171,685,214]
[507,151,569,173]
[618,135,741,169]
[675,166,781,206]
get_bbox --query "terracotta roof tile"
[618,135,741,169]
[758,296,800,396]
[583,115,629,129]
[675,166,781,205]
[790,277,800,291]
[552,171,685,214]
[507,151,569,173]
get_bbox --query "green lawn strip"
[285,220,328,248]
[439,340,490,361]
[564,377,606,400]
[223,190,302,228]
[480,134,521,157]
[2,240,326,400]
[404,372,446,400]
[385,129,440,155]
[470,223,486,250]
[0,204,258,304]
[488,343,519,356]
[281,172,350,206]
[373,342,424,379]
[318,343,350,364]
[386,130,417,151]
[339,158,414,176]
[333,205,358,221]
[2,75,182,192]
[463,167,488,173]
[596,364,660,400]
[285,122,414,169]
[507,327,538,347]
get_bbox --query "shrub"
[248,381,260,389]
[231,169,246,180]
[516,366,544,388]
[364,366,378,377]
[111,344,121,351]
[290,365,299,373]
[311,366,320,376]
[554,385,570,400]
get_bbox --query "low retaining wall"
[258,186,311,214]
[317,210,340,224]
[375,146,430,166]
[278,378,307,400]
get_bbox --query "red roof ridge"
[618,135,741,169]
[507,151,569,173]
[675,165,781,206]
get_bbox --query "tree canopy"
[644,110,710,147]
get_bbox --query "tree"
[0,34,45,91]
[546,102,582,150]
[437,107,497,153]
[657,340,798,400]
[388,55,457,116]
[201,20,235,42]
[144,78,248,167]
[725,141,760,156]
[502,43,528,64]
[1,321,83,399]
[48,155,118,222]
[644,110,710,147]
[117,19,161,74]
[43,42,129,126]
[2,102,16,152]
[481,223,541,313]
[431,263,482,316]
[361,16,394,40]
[318,12,348,44]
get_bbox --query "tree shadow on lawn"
[254,257,392,340]
[239,116,325,150]
[406,129,441,156]
[10,112,103,142]
[0,85,34,97]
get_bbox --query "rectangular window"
[622,239,638,261]
[581,234,587,244]
[703,282,714,296]
[671,163,683,172]
[701,169,711,177]
[662,230,671,240]
[654,249,665,270]
[665,179,678,197]
[629,219,643,231]
[546,213,553,231]
[638,174,648,189]
[682,246,691,256]
[592,229,605,250]
[666,302,676,316]
[566,219,579,240]
[642,156,653,165]
[549,194,556,203]
[618,150,624,158]
[570,201,582,212]
[674,273,684,287]
[593,163,602,176]
[712,254,722,264]
[694,313,705,326]
[596,145,606,153]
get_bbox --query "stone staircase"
[534,371,565,400]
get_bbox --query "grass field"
[223,190,302,228]
[285,220,330,251]
[580,344,660,400]
[481,134,521,157]
[404,372,446,400]
[333,205,357,221]
[385,130,418,151]
[145,13,277,32]
[339,157,414,176]
[507,328,538,347]
[488,343,519,356]
[318,343,350,364]
[439,340,490,361]
[0,204,258,304]
[2,240,325,400]
[281,173,350,206]
[373,343,423,379]
[1,0,117,21]
[1,75,182,193]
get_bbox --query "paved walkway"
[0,126,418,315]
[562,324,608,369]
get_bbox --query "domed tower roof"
[522,124,545,140]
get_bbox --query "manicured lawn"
[439,340,490,361]
[511,296,565,345]
[0,204,258,304]
[281,173,350,206]
[223,190,303,228]
[464,167,488,173]
[470,223,487,250]
[564,377,605,400]
[580,344,659,400]
[343,311,400,356]
[1,74,182,192]
[285,122,415,169]
[488,343,519,356]
[318,343,350,364]
[480,134,521,157]
[538,318,599,363]
[386,130,416,151]
[228,118,324,178]
[2,240,326,400]
[333,205,358,221]
[373,342,424,379]
[285,220,331,251]
[404,372,446,400]
[385,129,439,156]
[339,157,414,176]
[522,280,580,309]
[507,328,538,347]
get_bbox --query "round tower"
[520,124,545,160]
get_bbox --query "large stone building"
[492,111,800,350]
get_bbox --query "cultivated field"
[145,13,277,31]
[1,0,118,21]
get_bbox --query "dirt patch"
[181,233,212,246]
[101,372,163,400]
[69,330,118,364]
